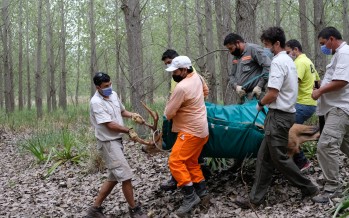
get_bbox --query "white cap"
[165,56,192,72]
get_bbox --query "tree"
[59,0,67,110]
[36,0,43,118]
[275,0,281,26]
[205,0,217,103]
[89,0,98,96]
[183,0,190,56]
[26,0,31,109]
[313,0,326,77]
[236,0,259,43]
[342,0,349,41]
[46,0,56,112]
[195,0,206,73]
[299,0,310,55]
[18,0,24,110]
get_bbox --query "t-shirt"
[294,54,319,106]
[317,42,349,116]
[267,51,298,113]
[90,91,125,141]
[165,71,209,138]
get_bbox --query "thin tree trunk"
[236,0,258,43]
[121,0,147,135]
[195,0,206,73]
[299,0,310,56]
[0,63,3,109]
[114,0,125,101]
[183,0,190,56]
[166,0,172,92]
[59,0,67,110]
[75,2,81,105]
[36,0,43,118]
[313,0,326,77]
[275,0,281,26]
[26,0,31,109]
[46,0,53,112]
[342,0,349,41]
[89,0,98,96]
[205,0,217,103]
[18,0,24,110]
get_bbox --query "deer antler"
[140,101,159,131]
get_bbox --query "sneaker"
[86,206,105,218]
[300,161,312,172]
[176,186,201,215]
[160,176,177,191]
[129,204,148,218]
[311,190,343,203]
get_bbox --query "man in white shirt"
[311,27,349,203]
[235,27,318,209]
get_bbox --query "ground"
[1,130,347,218]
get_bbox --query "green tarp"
[162,99,267,159]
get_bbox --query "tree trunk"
[26,0,31,109]
[121,0,147,135]
[114,0,125,101]
[89,0,98,96]
[299,0,310,56]
[166,0,172,93]
[46,0,56,112]
[36,0,43,118]
[215,0,231,104]
[205,0,217,103]
[59,0,67,110]
[342,0,349,41]
[183,0,190,56]
[236,0,258,43]
[313,0,326,77]
[0,63,2,109]
[18,0,24,110]
[275,0,281,26]
[195,0,206,73]
[75,2,82,105]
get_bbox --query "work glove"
[236,85,246,98]
[252,86,262,98]
[256,100,264,112]
[131,113,145,124]
[128,128,138,141]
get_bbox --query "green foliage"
[302,141,317,159]
[329,187,349,218]
[206,158,234,172]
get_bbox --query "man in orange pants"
[164,56,209,215]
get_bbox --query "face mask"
[288,53,296,60]
[264,48,273,58]
[321,45,332,55]
[101,85,113,96]
[172,75,184,83]
[166,64,171,68]
[231,47,241,57]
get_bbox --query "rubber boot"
[176,185,200,215]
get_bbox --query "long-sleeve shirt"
[229,43,271,92]
[164,71,209,138]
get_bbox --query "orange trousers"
[168,131,209,187]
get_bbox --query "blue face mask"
[321,45,332,55]
[101,85,113,96]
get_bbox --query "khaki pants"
[317,108,349,192]
[249,109,318,204]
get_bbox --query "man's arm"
[105,121,130,133]
[229,59,238,89]
[253,47,271,88]
[260,88,279,105]
[164,86,185,120]
[312,80,348,100]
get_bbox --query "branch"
[193,49,228,62]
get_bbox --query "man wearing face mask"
[285,39,320,172]
[223,33,271,104]
[87,72,148,218]
[164,56,210,215]
[311,27,349,204]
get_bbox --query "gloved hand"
[128,128,138,141]
[131,113,145,124]
[252,86,262,98]
[256,100,264,112]
[236,85,246,97]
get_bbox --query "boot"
[129,204,148,218]
[86,206,105,218]
[176,185,200,215]
[193,180,210,206]
[160,176,177,191]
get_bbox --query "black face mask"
[231,48,241,57]
[172,75,184,83]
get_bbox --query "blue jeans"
[293,103,316,168]
[295,103,316,124]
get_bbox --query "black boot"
[176,185,200,215]
[193,180,210,206]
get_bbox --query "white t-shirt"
[90,91,125,141]
[267,51,298,113]
[317,42,349,116]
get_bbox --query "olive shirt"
[229,43,271,92]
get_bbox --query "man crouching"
[164,56,210,215]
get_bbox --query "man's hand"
[236,85,246,97]
[256,100,264,112]
[131,113,145,124]
[128,128,138,141]
[311,89,322,100]
[252,86,262,98]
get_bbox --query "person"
[164,56,210,215]
[311,27,349,204]
[285,39,321,171]
[87,72,147,218]
[161,49,179,95]
[223,33,271,104]
[234,27,319,209]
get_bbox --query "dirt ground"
[1,129,347,218]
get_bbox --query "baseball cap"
[165,56,192,72]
